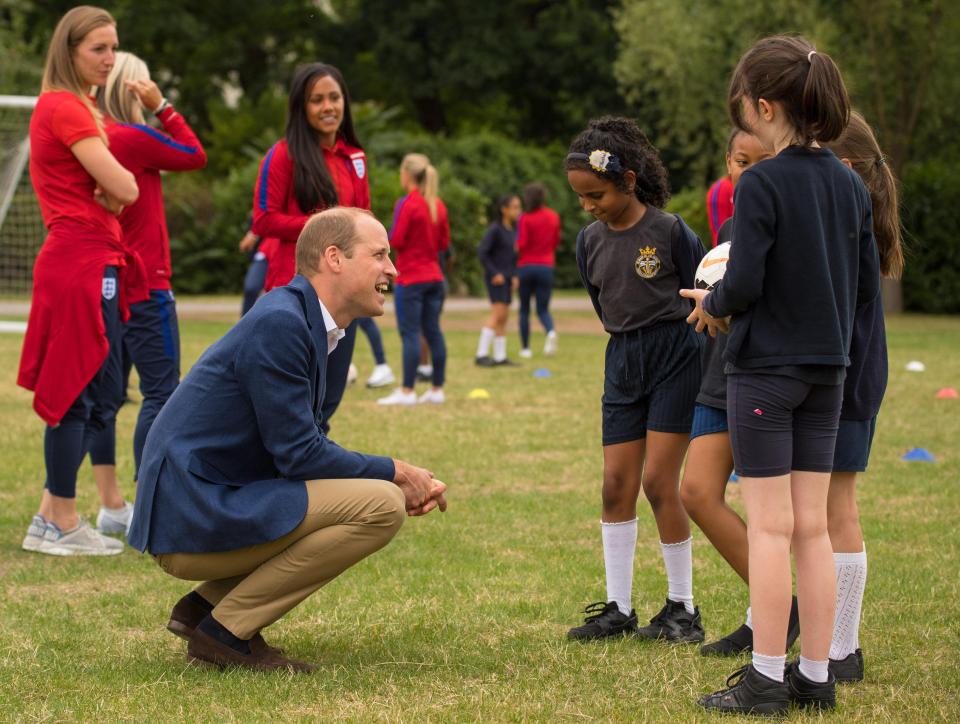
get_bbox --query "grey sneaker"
[44,519,124,556]
[22,514,48,552]
[96,501,134,535]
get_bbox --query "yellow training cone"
[467,388,491,400]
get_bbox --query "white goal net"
[0,95,43,296]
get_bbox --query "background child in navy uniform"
[565,117,706,643]
[476,193,521,366]
[684,36,880,715]
[822,111,903,683]
[681,130,804,657]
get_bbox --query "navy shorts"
[601,318,702,445]
[832,416,877,472]
[690,403,729,439]
[727,373,842,477]
[485,275,512,305]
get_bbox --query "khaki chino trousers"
[156,478,405,639]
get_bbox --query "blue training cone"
[901,447,936,463]
[533,368,552,378]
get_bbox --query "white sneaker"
[43,518,124,556]
[418,388,445,404]
[377,388,417,406]
[96,501,134,535]
[22,514,48,552]
[347,363,359,385]
[544,330,559,356]
[366,363,396,388]
[519,348,533,359]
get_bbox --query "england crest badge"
[352,156,366,179]
[102,276,117,300]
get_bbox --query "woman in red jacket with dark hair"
[19,6,140,556]
[86,51,206,535]
[516,182,561,358]
[252,62,369,427]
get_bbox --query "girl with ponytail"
[378,153,451,405]
[685,36,881,715]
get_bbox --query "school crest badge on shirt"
[350,153,366,179]
[102,276,117,300]
[635,245,661,279]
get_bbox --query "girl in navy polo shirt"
[565,117,706,644]
[686,37,880,715]
[475,193,521,366]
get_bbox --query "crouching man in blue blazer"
[128,207,447,673]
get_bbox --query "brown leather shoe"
[167,593,283,655]
[187,628,314,673]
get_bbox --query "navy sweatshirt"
[704,146,880,370]
[478,222,517,279]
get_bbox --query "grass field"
[0,301,957,721]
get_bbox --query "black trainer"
[493,358,520,367]
[701,622,753,656]
[829,648,864,683]
[785,660,836,710]
[475,356,495,367]
[698,664,789,716]
[567,601,637,640]
[634,599,705,643]
[700,595,800,656]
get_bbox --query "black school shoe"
[634,599,705,643]
[699,596,801,656]
[829,648,864,683]
[785,660,836,710]
[567,601,637,640]
[475,356,495,367]
[698,664,789,717]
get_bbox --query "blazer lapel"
[287,275,328,419]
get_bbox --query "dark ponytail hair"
[523,182,547,211]
[565,116,670,208]
[286,63,361,213]
[728,35,850,145]
[824,111,904,279]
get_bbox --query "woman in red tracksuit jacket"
[515,182,561,358]
[377,153,451,406]
[252,62,369,428]
[18,6,141,557]
[86,51,206,535]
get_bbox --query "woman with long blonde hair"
[18,5,140,556]
[378,153,451,405]
[85,51,206,536]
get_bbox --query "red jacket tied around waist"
[18,92,148,425]
[252,137,370,291]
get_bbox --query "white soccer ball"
[695,241,731,291]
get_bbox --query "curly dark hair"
[565,116,670,208]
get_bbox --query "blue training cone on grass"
[533,368,552,378]
[901,447,936,463]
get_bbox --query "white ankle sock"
[493,336,507,362]
[660,537,694,613]
[799,655,829,683]
[745,606,753,630]
[602,519,637,616]
[476,327,494,358]
[752,652,786,682]
[830,544,867,660]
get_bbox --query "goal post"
[0,95,43,296]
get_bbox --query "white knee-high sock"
[476,327,495,358]
[830,544,867,659]
[493,336,507,362]
[602,519,637,615]
[660,537,694,613]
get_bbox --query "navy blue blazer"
[128,274,396,555]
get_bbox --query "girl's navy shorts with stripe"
[601,318,702,446]
[690,403,729,440]
[832,416,877,473]
[727,372,843,477]
[484,275,512,305]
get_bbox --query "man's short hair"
[296,207,372,276]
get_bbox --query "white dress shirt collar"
[317,298,346,355]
